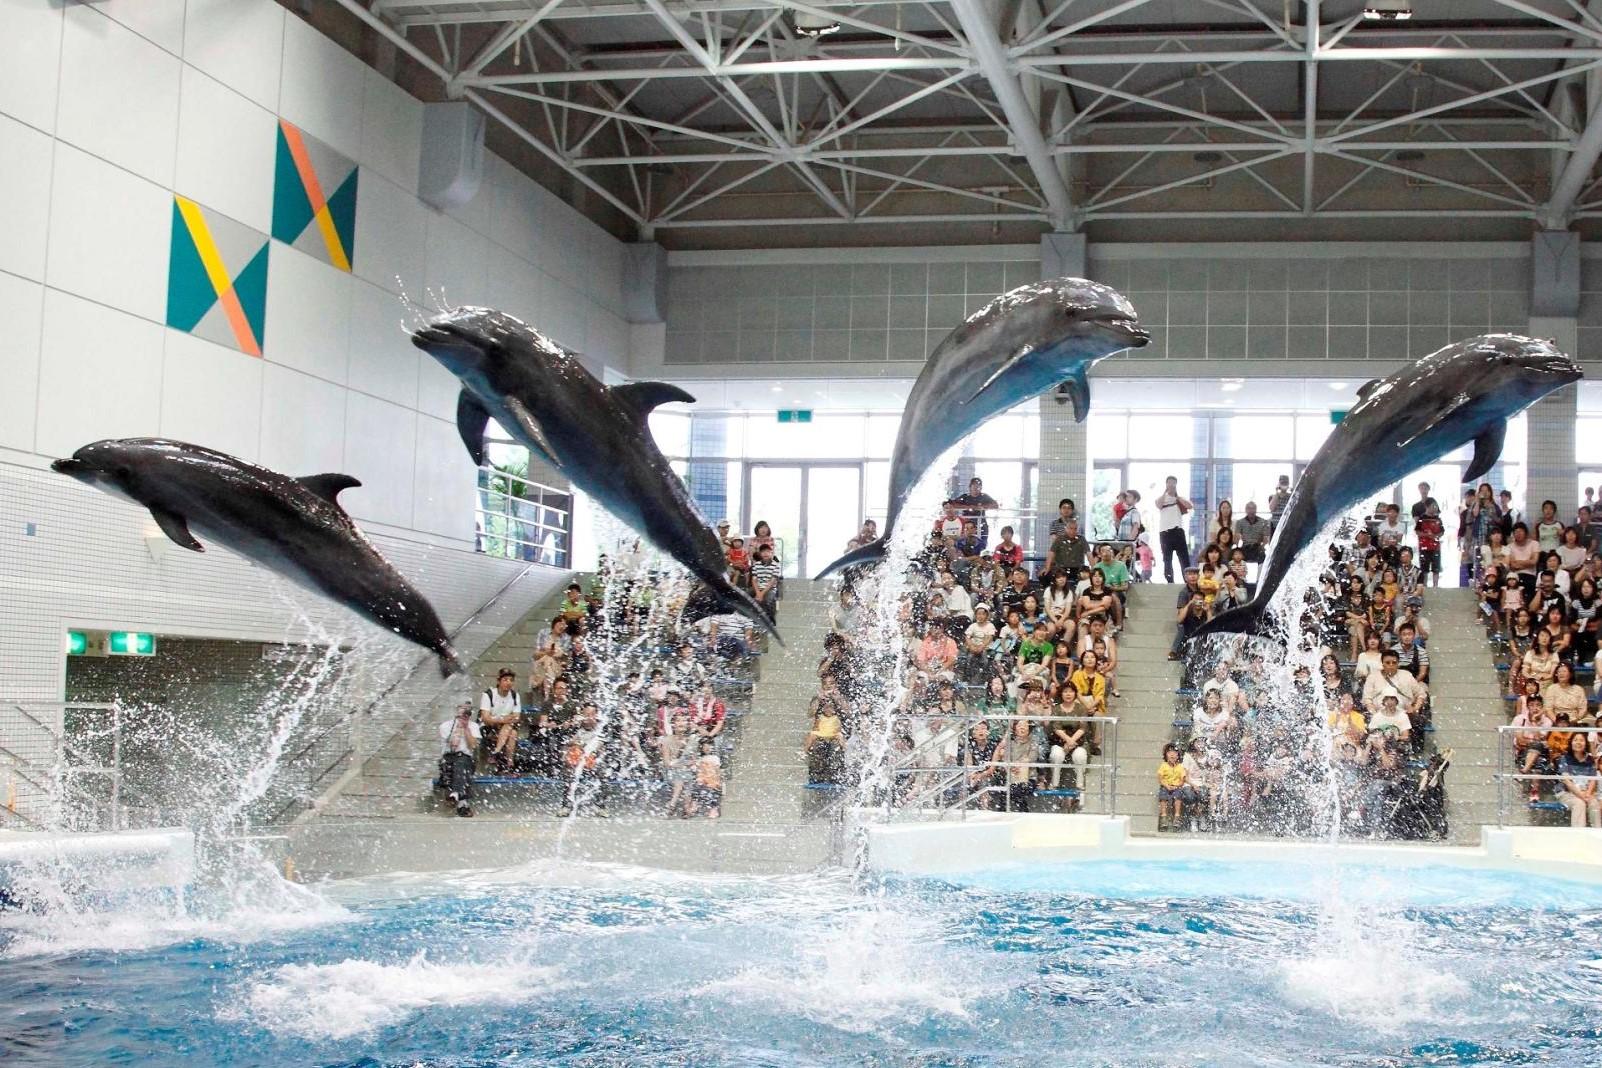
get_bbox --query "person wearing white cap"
[714,519,733,549]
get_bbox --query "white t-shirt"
[1201,676,1241,708]
[439,717,481,754]
[1193,704,1230,736]
[944,584,974,617]
[1376,519,1406,546]
[1368,707,1413,735]
[480,687,520,719]
[1157,493,1185,532]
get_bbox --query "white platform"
[0,827,194,891]
[864,814,1602,883]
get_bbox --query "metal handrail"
[1494,724,1602,826]
[0,701,122,830]
[477,464,571,566]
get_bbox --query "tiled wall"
[663,257,1042,366]
[0,0,631,546]
[1083,253,1532,363]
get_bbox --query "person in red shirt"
[690,684,727,739]
[1415,502,1445,588]
[993,525,1023,570]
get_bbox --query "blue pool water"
[5,858,1602,1067]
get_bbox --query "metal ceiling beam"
[948,0,1074,228]
[1544,98,1602,225]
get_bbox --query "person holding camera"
[438,702,480,817]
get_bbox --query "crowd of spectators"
[436,526,781,818]
[806,478,1142,812]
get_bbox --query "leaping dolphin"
[410,307,782,645]
[816,278,1148,578]
[1194,334,1582,641]
[52,439,464,675]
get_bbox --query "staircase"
[1428,587,1524,838]
[719,580,834,822]
[1110,583,1185,835]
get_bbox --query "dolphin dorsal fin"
[611,382,696,422]
[1355,377,1383,400]
[298,473,362,504]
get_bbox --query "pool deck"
[865,813,1602,883]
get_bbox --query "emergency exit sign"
[777,409,813,423]
[1330,409,1347,425]
[108,631,157,656]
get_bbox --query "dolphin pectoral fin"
[151,508,203,552]
[1063,369,1092,423]
[1396,391,1471,449]
[611,382,697,423]
[1465,422,1507,483]
[297,473,362,505]
[502,395,563,470]
[456,391,492,466]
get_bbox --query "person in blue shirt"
[1557,732,1601,828]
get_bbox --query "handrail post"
[1496,725,1506,828]
[110,703,122,831]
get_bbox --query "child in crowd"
[691,738,722,819]
[1157,744,1187,831]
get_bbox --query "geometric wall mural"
[166,196,270,357]
[272,119,358,273]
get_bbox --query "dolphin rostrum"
[1194,334,1582,640]
[410,307,782,644]
[816,278,1149,578]
[52,439,464,676]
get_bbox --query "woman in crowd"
[803,697,846,784]
[1046,696,1090,792]
[1507,523,1542,601]
[1196,544,1225,605]
[1076,571,1118,628]
[530,617,572,699]
[1556,731,1602,828]
[1570,577,1600,665]
[1541,603,1574,661]
[1044,570,1077,645]
[999,718,1041,812]
[1545,661,1592,726]
[1353,631,1385,681]
[1463,483,1502,581]
[1523,627,1562,693]
[1207,500,1234,547]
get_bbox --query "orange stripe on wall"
[280,120,351,272]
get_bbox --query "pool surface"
[5,857,1602,1067]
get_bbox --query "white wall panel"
[413,414,478,542]
[483,242,548,328]
[359,69,422,194]
[96,0,186,53]
[348,279,422,408]
[278,12,367,161]
[35,291,165,461]
[263,246,353,385]
[45,145,171,322]
[343,392,417,528]
[353,172,430,297]
[173,66,277,234]
[56,6,182,187]
[423,210,491,306]
[416,352,463,424]
[259,362,347,476]
[542,278,589,352]
[159,329,265,461]
[0,113,53,281]
[182,0,284,111]
[0,273,43,453]
[0,0,63,132]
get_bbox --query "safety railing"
[1494,724,1602,827]
[0,701,123,831]
[878,712,1119,819]
[477,465,571,567]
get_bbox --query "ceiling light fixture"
[789,11,840,37]
[1362,0,1413,20]
[1193,150,1224,164]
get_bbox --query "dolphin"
[1194,334,1582,640]
[816,277,1148,578]
[410,307,782,645]
[51,438,464,676]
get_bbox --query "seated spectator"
[1391,622,1428,682]
[689,737,722,819]
[1076,571,1118,628]
[959,719,1002,807]
[804,698,846,784]
[660,705,697,817]
[1522,628,1561,692]
[557,583,587,633]
[1017,622,1055,691]
[1183,737,1222,827]
[976,674,1016,727]
[1353,631,1385,681]
[992,526,1024,571]
[438,701,480,817]
[957,605,997,683]
[1092,544,1130,627]
[668,641,708,692]
[915,620,959,677]
[1201,660,1248,718]
[1556,732,1601,828]
[726,535,751,584]
[1368,694,1412,744]
[1157,744,1188,831]
[1048,520,1090,578]
[1067,649,1108,721]
[530,618,571,699]
[1079,615,1120,697]
[1511,694,1554,801]
[1361,650,1428,736]
[532,676,579,774]
[557,703,609,818]
[1043,571,1078,645]
[1192,688,1236,743]
[998,718,1041,811]
[1235,501,1270,564]
[479,668,522,774]
[952,521,985,568]
[1046,699,1090,791]
[690,684,727,738]
[750,542,782,621]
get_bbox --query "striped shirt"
[750,560,782,594]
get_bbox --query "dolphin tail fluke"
[1187,601,1277,645]
[437,645,465,677]
[815,538,888,580]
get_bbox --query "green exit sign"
[108,631,157,656]
[777,409,813,423]
[66,631,89,656]
[1330,409,1347,425]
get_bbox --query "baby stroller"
[1390,748,1451,840]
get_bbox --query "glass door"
[747,465,803,578]
[746,463,864,579]
[1090,463,1125,541]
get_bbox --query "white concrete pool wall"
[0,827,194,892]
[863,814,1602,884]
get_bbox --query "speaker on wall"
[419,102,485,212]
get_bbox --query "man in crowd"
[479,668,522,774]
[1361,649,1430,740]
[1049,518,1090,578]
[1410,481,1438,525]
[1233,500,1270,564]
[951,476,999,547]
[1268,474,1291,529]
[1048,498,1078,538]
[438,701,480,817]
[1093,543,1131,628]
[1155,475,1193,582]
[533,676,579,774]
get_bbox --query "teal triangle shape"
[234,241,270,350]
[271,123,315,245]
[325,168,359,268]
[166,200,217,332]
